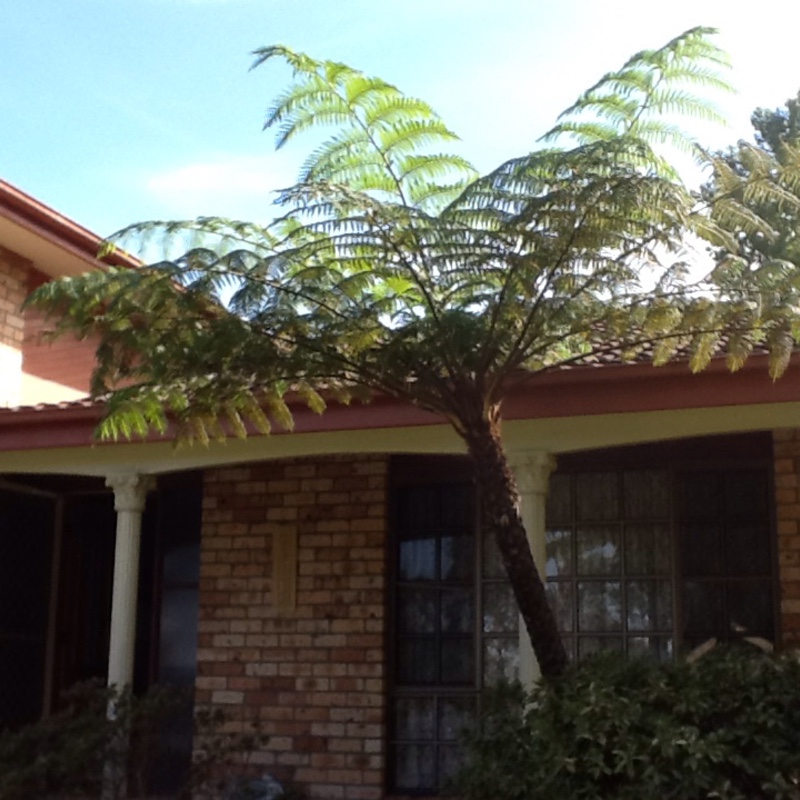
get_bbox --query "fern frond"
[542,26,732,170]
[254,44,476,209]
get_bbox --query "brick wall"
[23,303,96,394]
[197,455,388,800]
[773,429,800,647]
[0,247,28,350]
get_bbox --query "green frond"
[690,215,738,252]
[295,382,327,415]
[712,198,779,242]
[254,43,475,209]
[29,29,798,450]
[767,325,794,379]
[540,120,621,144]
[251,44,319,75]
[689,331,721,373]
[542,26,732,163]
[725,332,754,372]
[264,392,295,431]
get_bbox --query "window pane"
[577,525,621,575]
[626,580,672,632]
[397,588,437,633]
[578,636,623,658]
[441,533,474,581]
[625,523,671,575]
[483,638,519,685]
[628,636,673,662]
[397,639,438,684]
[439,746,465,789]
[399,536,436,581]
[398,486,437,528]
[578,581,622,631]
[681,523,721,576]
[440,639,474,684]
[483,583,517,634]
[438,697,475,741]
[162,544,200,586]
[395,697,435,740]
[159,589,200,685]
[394,744,435,792]
[546,527,573,577]
[725,524,772,576]
[723,471,768,517]
[547,473,572,523]
[441,589,473,634]
[576,472,618,520]
[682,581,724,638]
[680,472,719,518]
[482,527,505,579]
[545,581,573,632]
[439,484,474,527]
[727,580,774,637]
[623,471,670,518]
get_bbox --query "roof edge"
[0,179,140,270]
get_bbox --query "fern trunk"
[464,414,568,680]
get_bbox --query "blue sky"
[5,1,800,243]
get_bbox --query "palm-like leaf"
[28,27,800,679]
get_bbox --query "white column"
[508,450,556,686]
[105,473,154,690]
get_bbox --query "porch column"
[105,473,154,690]
[508,450,556,686]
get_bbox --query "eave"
[0,353,797,465]
[0,179,140,278]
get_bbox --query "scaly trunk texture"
[464,412,568,680]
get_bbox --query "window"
[546,470,674,660]
[679,469,774,648]
[388,459,517,795]
[546,460,775,659]
[390,440,777,794]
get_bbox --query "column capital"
[105,473,155,513]
[507,450,556,496]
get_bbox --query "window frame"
[548,433,779,657]
[388,455,489,796]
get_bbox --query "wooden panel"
[272,526,298,613]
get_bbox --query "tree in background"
[29,28,800,678]
[708,91,800,270]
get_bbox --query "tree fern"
[27,28,800,677]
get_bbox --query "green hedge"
[454,647,800,800]
[0,682,268,800]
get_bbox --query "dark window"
[391,440,777,794]
[546,462,775,658]
[0,489,56,729]
[679,469,774,648]
[389,459,515,795]
[142,474,203,796]
[546,470,674,660]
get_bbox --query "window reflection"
[547,465,774,661]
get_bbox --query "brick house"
[2,181,800,797]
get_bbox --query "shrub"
[0,682,269,800]
[454,647,800,800]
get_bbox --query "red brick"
[198,454,388,799]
